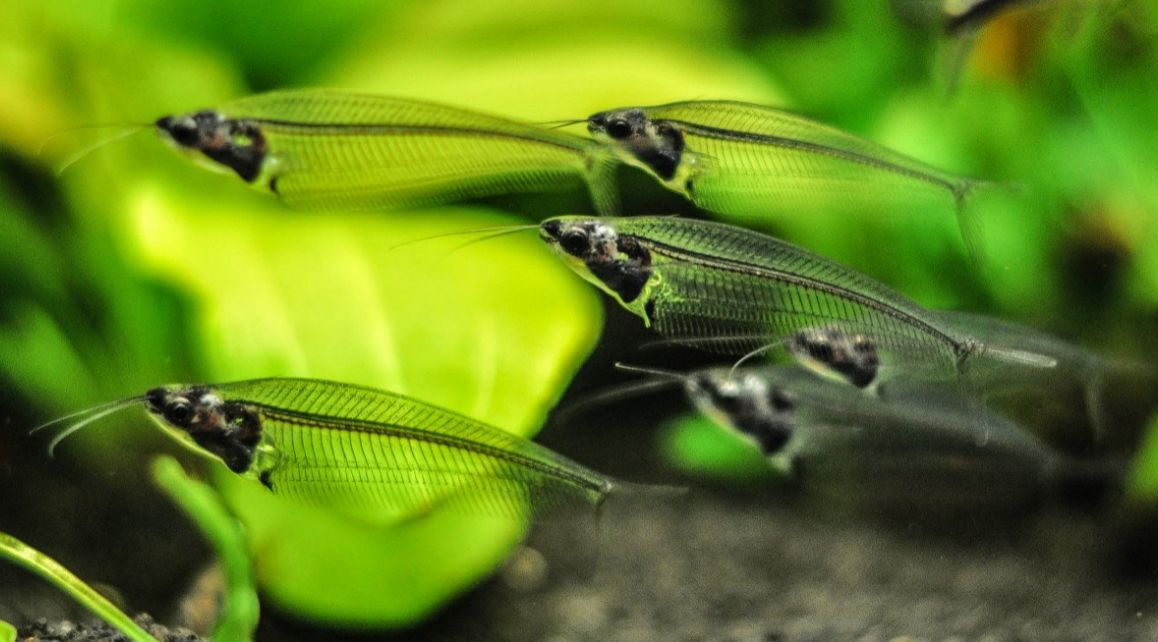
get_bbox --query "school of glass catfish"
[38,88,1153,520]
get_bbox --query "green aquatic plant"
[0,532,161,642]
[152,457,258,642]
[0,459,255,642]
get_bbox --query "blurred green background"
[0,0,1156,637]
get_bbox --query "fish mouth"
[144,386,168,414]
[585,115,605,136]
[539,219,562,244]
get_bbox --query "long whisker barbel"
[38,124,152,176]
[36,122,152,154]
[612,362,691,382]
[30,396,147,458]
[551,363,689,427]
[728,340,791,379]
[446,225,544,254]
[537,119,587,130]
[386,223,540,253]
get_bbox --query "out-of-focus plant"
[1129,414,1158,503]
[152,457,257,641]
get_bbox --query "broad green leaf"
[214,468,525,628]
[118,187,602,626]
[0,620,14,642]
[323,0,782,120]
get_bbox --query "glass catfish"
[676,364,1092,512]
[586,100,1000,256]
[539,215,1055,384]
[33,378,615,522]
[156,89,619,213]
[784,324,882,391]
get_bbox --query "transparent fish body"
[587,100,995,254]
[686,365,1064,511]
[932,310,1157,442]
[33,378,615,523]
[539,215,1054,385]
[157,89,618,213]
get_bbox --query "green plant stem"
[0,532,159,642]
[152,457,259,642]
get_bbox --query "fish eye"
[559,229,590,256]
[606,119,632,140]
[165,399,194,426]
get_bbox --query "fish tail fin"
[601,479,689,514]
[954,178,1028,268]
[937,24,981,96]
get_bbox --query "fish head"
[155,109,268,183]
[587,108,686,183]
[587,108,650,140]
[787,326,881,389]
[539,217,656,316]
[685,369,795,455]
[145,384,263,473]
